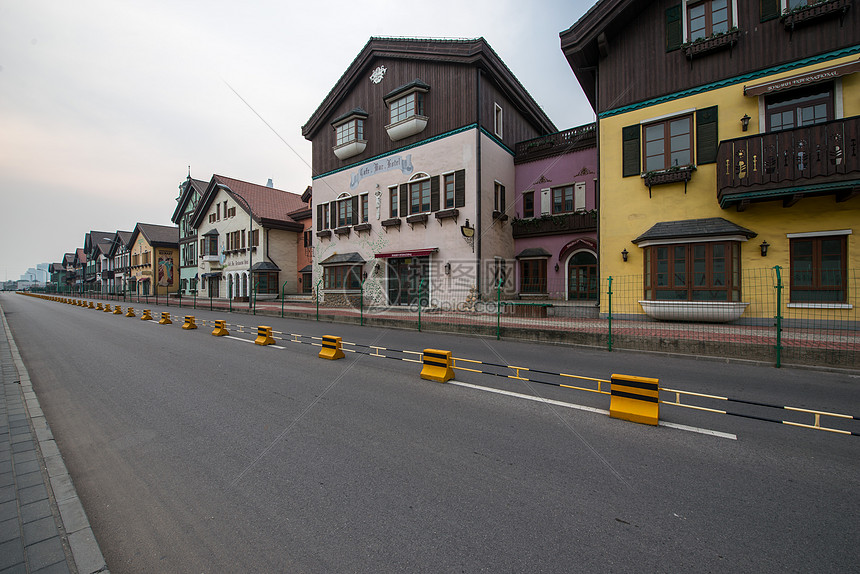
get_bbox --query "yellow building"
[128,223,180,297]
[562,0,859,324]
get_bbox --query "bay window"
[644,241,741,301]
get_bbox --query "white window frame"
[494,103,503,138]
[682,0,737,43]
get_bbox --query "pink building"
[512,124,598,307]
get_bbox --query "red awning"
[374,248,438,259]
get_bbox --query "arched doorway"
[567,251,598,301]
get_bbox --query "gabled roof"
[107,230,134,258]
[49,263,65,273]
[63,253,75,266]
[191,174,307,232]
[84,231,115,256]
[632,218,757,244]
[301,185,312,204]
[560,0,644,110]
[319,252,366,265]
[74,248,86,266]
[171,176,209,224]
[129,223,179,249]
[302,36,556,139]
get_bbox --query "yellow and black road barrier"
[113,305,122,315]
[255,326,275,345]
[103,304,112,312]
[211,320,229,337]
[159,312,172,325]
[141,309,153,321]
[319,336,345,360]
[182,316,197,330]
[609,374,660,426]
[96,303,103,310]
[125,307,136,318]
[420,349,454,383]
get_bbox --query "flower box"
[684,29,740,59]
[782,0,851,29]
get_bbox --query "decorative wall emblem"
[370,66,387,84]
[350,154,414,189]
[374,189,382,220]
[534,174,552,185]
[576,167,595,176]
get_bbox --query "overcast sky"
[0,0,595,280]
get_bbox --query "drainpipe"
[475,67,483,296]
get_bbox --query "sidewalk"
[0,304,108,574]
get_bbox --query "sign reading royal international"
[350,155,414,189]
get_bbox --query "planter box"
[639,300,749,323]
[381,218,401,228]
[684,29,740,59]
[316,230,332,238]
[782,0,851,29]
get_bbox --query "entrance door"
[388,257,429,305]
[208,278,220,298]
[568,252,598,300]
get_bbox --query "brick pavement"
[0,303,108,574]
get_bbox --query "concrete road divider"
[96,303,103,310]
[609,374,660,426]
[141,309,153,321]
[159,312,172,325]
[182,316,197,330]
[113,305,123,315]
[103,304,112,312]
[212,320,229,337]
[420,349,454,383]
[319,336,345,360]
[125,307,136,318]
[255,326,275,346]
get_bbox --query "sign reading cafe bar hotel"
[302,37,557,308]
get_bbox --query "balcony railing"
[512,211,597,239]
[717,115,860,208]
[514,124,596,164]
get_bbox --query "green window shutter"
[330,203,337,228]
[696,106,719,165]
[500,184,506,213]
[400,183,408,216]
[430,176,440,212]
[454,169,466,208]
[666,4,683,52]
[316,205,322,231]
[622,124,641,177]
[760,0,780,22]
[351,196,359,225]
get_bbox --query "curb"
[0,304,110,574]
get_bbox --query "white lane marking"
[658,421,737,440]
[449,381,609,415]
[225,335,284,349]
[449,381,736,440]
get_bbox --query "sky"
[0,0,596,281]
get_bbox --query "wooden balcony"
[511,211,597,239]
[514,124,596,164]
[717,115,860,209]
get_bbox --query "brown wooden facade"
[561,0,859,114]
[302,37,556,175]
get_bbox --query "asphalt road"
[2,293,859,573]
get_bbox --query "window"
[520,259,547,294]
[522,191,535,218]
[410,179,431,214]
[336,119,364,146]
[687,0,730,42]
[338,197,355,227]
[390,92,424,124]
[361,193,369,223]
[389,186,399,217]
[494,182,506,214]
[323,265,361,290]
[790,235,847,302]
[766,84,833,132]
[250,229,259,247]
[255,271,279,295]
[494,104,503,138]
[228,207,236,217]
[303,230,312,248]
[209,213,216,224]
[643,241,741,301]
[552,183,586,214]
[644,115,692,172]
[444,174,455,209]
[216,203,221,220]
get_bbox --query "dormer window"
[331,108,368,160]
[384,79,430,141]
[685,0,733,42]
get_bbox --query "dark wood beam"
[783,193,803,208]
[735,199,749,212]
[836,187,859,203]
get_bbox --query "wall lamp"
[741,114,751,132]
[760,240,769,257]
[554,263,560,272]
[444,262,451,275]
[621,248,629,262]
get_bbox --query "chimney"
[266,178,274,188]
